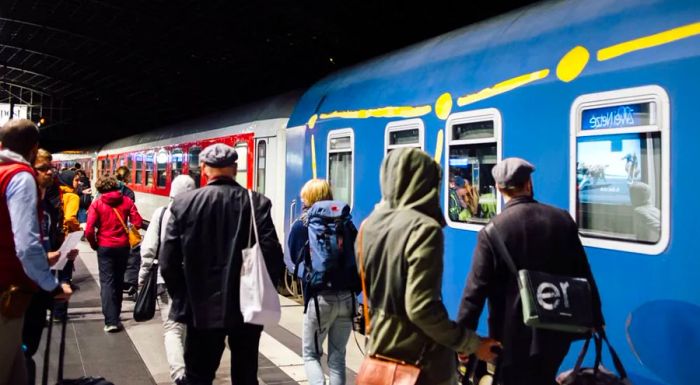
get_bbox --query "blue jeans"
[303,291,354,385]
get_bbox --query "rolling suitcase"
[42,301,114,385]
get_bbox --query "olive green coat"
[356,148,479,385]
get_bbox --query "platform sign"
[0,104,28,126]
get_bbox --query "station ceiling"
[0,0,536,150]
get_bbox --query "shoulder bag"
[355,221,422,385]
[484,222,594,333]
[112,207,142,249]
[134,207,166,322]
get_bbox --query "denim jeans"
[97,246,129,326]
[303,291,354,385]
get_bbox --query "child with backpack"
[288,179,361,385]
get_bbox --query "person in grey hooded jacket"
[139,175,196,385]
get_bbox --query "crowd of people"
[1,117,605,385]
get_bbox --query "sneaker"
[104,324,121,333]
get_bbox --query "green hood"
[378,148,446,226]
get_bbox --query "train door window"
[445,108,502,230]
[235,142,248,187]
[256,140,266,194]
[171,148,183,181]
[327,129,354,207]
[145,152,154,187]
[188,146,201,188]
[570,86,669,254]
[134,153,143,184]
[156,150,168,188]
[385,119,424,154]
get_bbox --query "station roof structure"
[0,0,535,150]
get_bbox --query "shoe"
[174,376,188,385]
[104,324,121,333]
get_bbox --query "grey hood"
[0,148,29,165]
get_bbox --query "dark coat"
[160,176,284,329]
[457,196,603,367]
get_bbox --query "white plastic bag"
[240,189,281,326]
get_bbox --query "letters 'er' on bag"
[112,207,142,249]
[355,222,421,385]
[484,223,594,333]
[240,189,281,326]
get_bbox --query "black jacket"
[160,177,284,329]
[457,196,603,366]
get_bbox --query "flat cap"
[492,157,535,189]
[200,143,238,167]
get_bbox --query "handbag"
[112,207,142,249]
[355,221,422,385]
[484,223,594,333]
[239,189,281,326]
[0,285,34,318]
[134,207,167,322]
[557,331,633,385]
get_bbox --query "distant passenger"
[85,176,143,333]
[288,179,359,385]
[75,169,92,223]
[455,176,479,220]
[457,157,604,385]
[160,143,284,385]
[115,166,135,202]
[115,165,139,299]
[356,148,499,385]
[57,170,82,233]
[628,182,660,243]
[139,175,195,385]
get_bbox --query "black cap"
[491,157,535,189]
[200,143,238,167]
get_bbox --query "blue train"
[282,1,700,384]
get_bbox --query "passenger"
[75,169,92,224]
[455,176,479,220]
[22,149,79,384]
[85,176,143,333]
[356,148,499,385]
[138,175,195,385]
[628,182,660,243]
[160,143,284,385]
[115,166,136,202]
[115,165,139,299]
[447,177,462,221]
[0,119,72,385]
[288,179,358,385]
[57,170,82,233]
[457,157,604,385]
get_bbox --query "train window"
[235,142,248,187]
[145,152,154,187]
[385,119,425,153]
[171,148,183,181]
[571,86,669,255]
[256,140,266,194]
[134,153,143,184]
[445,109,502,231]
[188,146,201,188]
[156,150,168,188]
[327,129,354,207]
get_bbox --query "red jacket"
[85,191,143,250]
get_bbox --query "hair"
[35,148,52,164]
[300,179,333,208]
[115,166,130,181]
[75,169,86,178]
[497,179,531,197]
[0,119,39,161]
[73,162,82,170]
[95,176,120,193]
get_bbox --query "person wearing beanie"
[138,174,196,385]
[57,169,81,233]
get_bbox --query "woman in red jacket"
[85,176,143,332]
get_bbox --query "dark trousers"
[499,343,570,385]
[184,323,263,385]
[22,292,51,385]
[97,246,130,326]
[123,245,141,290]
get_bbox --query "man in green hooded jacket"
[356,148,499,385]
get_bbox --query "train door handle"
[289,199,297,227]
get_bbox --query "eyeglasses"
[34,165,55,173]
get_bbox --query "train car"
[52,151,97,179]
[283,1,700,384]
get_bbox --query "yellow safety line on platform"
[457,69,550,107]
[319,105,432,120]
[598,22,700,61]
[311,134,317,179]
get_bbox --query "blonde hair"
[300,179,333,208]
[35,148,52,163]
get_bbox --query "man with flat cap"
[456,157,603,385]
[160,143,284,385]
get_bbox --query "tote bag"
[239,189,281,326]
[134,207,166,322]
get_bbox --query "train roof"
[101,91,300,151]
[289,0,700,127]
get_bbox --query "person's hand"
[47,251,61,267]
[475,337,502,364]
[53,283,73,301]
[67,249,79,261]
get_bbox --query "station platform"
[34,241,364,385]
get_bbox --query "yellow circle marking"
[556,46,589,83]
[435,93,453,120]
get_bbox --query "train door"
[253,131,286,250]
